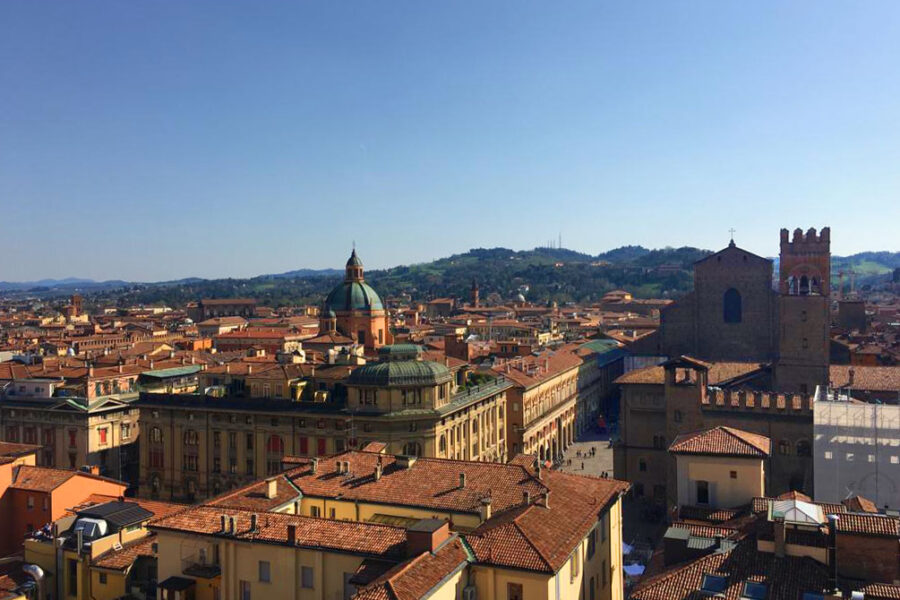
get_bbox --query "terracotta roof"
[10,465,76,491]
[669,522,739,539]
[860,583,900,600]
[92,534,157,571]
[284,451,549,516]
[677,505,745,524]
[353,538,469,600]
[668,427,771,458]
[0,441,40,461]
[150,507,407,558]
[833,513,900,537]
[843,495,879,513]
[207,475,300,512]
[750,496,845,517]
[615,361,763,385]
[465,470,629,573]
[630,539,831,600]
[829,365,900,392]
[491,346,584,389]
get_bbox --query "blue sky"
[2,1,899,281]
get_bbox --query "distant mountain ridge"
[4,247,897,307]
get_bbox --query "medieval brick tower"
[775,227,831,393]
[471,279,480,308]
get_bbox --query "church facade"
[617,227,832,503]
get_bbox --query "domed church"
[320,249,391,350]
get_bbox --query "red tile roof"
[668,427,771,458]
[207,475,300,512]
[466,470,629,573]
[615,361,763,385]
[833,512,900,537]
[630,540,831,600]
[92,534,157,571]
[354,538,469,600]
[285,452,549,516]
[150,507,407,558]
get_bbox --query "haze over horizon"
[3,1,899,281]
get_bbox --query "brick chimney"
[265,477,278,499]
[287,524,297,545]
[406,519,451,557]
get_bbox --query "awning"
[158,576,196,591]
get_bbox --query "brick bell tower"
[775,227,831,394]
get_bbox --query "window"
[299,437,309,455]
[329,508,336,519]
[246,458,254,474]
[730,471,737,479]
[99,573,108,584]
[27,496,34,509]
[301,566,314,589]
[824,451,833,460]
[240,580,251,600]
[700,574,728,595]
[696,480,710,505]
[742,581,767,600]
[796,440,811,457]
[258,561,271,583]
[507,583,523,600]
[570,546,580,580]
[601,559,607,588]
[310,506,321,518]
[213,431,221,448]
[778,440,791,455]
[846,453,854,462]
[723,288,742,323]
[98,427,108,445]
[68,429,77,447]
[184,454,198,472]
[639,460,647,472]
[68,559,78,595]
[150,427,162,443]
[150,449,164,469]
[121,423,131,440]
[587,529,597,559]
[246,433,254,450]
[634,483,644,497]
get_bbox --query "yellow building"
[23,495,184,600]
[149,450,630,600]
[346,344,510,462]
[668,426,771,513]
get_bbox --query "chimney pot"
[265,477,278,499]
[459,473,466,489]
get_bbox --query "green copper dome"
[324,281,384,313]
[348,360,453,387]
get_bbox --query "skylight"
[700,573,728,596]
[741,581,767,600]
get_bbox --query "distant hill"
[7,247,898,308]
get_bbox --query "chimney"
[149,360,154,369]
[480,496,493,520]
[523,491,531,505]
[374,463,383,481]
[405,519,451,557]
[459,473,466,489]
[250,513,258,531]
[310,458,319,474]
[88,364,94,377]
[287,524,297,545]
[336,461,344,475]
[248,365,252,374]
[265,477,278,499]
[774,520,786,558]
[543,491,551,509]
[226,364,231,374]
[117,364,123,373]
[220,515,228,533]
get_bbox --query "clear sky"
[2,1,899,282]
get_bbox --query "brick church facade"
[617,227,832,505]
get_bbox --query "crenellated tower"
[775,227,830,394]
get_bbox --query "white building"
[814,396,900,510]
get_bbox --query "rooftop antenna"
[559,232,562,249]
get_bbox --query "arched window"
[799,275,810,295]
[438,435,447,455]
[796,440,811,457]
[402,442,422,457]
[723,288,742,323]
